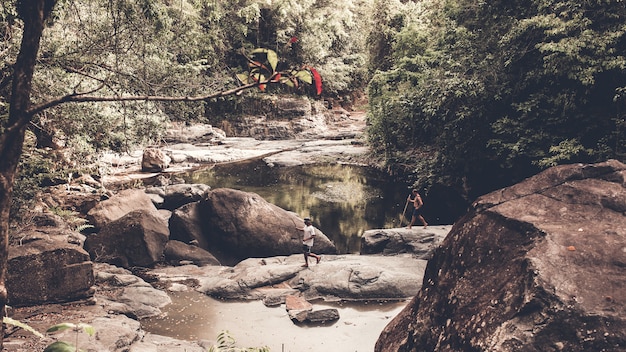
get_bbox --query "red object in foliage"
[289,36,298,44]
[307,66,322,95]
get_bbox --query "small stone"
[306,309,340,323]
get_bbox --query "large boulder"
[170,188,336,265]
[144,183,211,210]
[376,160,626,352]
[87,189,160,230]
[169,202,207,247]
[7,233,94,307]
[84,209,169,268]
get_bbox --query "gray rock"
[96,271,143,287]
[262,294,286,307]
[87,189,159,230]
[126,334,208,352]
[361,226,451,258]
[163,122,226,144]
[52,315,142,352]
[49,312,207,352]
[149,253,428,302]
[286,294,313,322]
[117,286,172,320]
[145,183,211,210]
[84,209,169,268]
[306,308,340,323]
[7,213,94,307]
[169,202,208,248]
[376,160,626,352]
[164,240,220,266]
[7,235,94,307]
[175,188,336,265]
[292,255,426,300]
[142,147,171,172]
[93,263,170,320]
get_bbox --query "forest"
[0,0,624,348]
[2,0,624,207]
[366,0,626,199]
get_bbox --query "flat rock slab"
[361,225,452,257]
[286,295,314,322]
[148,253,430,302]
[285,295,313,311]
[101,137,368,185]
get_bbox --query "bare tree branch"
[25,76,275,117]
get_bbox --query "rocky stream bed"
[4,102,437,351]
[6,98,626,351]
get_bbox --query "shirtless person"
[407,189,428,229]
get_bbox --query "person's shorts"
[302,244,312,254]
[412,207,424,217]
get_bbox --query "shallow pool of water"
[184,160,439,253]
[141,290,407,352]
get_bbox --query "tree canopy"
[0,0,625,348]
[367,0,626,199]
[1,0,372,157]
[0,2,367,346]
[1,0,375,221]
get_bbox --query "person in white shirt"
[296,217,321,267]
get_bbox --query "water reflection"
[184,160,413,254]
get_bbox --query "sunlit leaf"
[294,70,312,84]
[78,323,95,336]
[43,341,77,352]
[282,77,295,87]
[266,50,278,72]
[46,323,77,333]
[250,48,278,72]
[236,73,251,84]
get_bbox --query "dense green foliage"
[2,0,373,155]
[367,0,626,199]
[5,0,625,207]
[1,0,375,218]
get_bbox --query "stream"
[183,159,445,253]
[143,160,449,351]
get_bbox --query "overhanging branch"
[25,79,269,117]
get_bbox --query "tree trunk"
[0,3,280,345]
[0,0,53,347]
